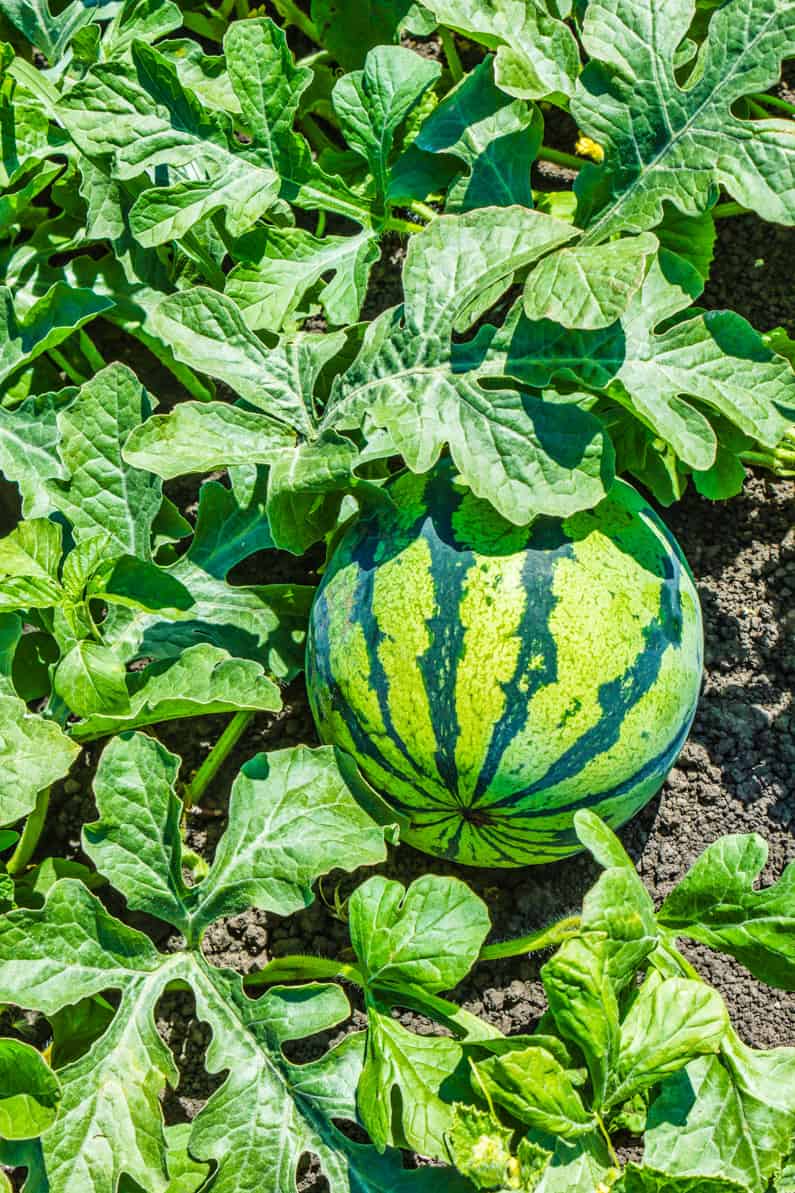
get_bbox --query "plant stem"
[408,199,436,222]
[297,48,332,69]
[383,215,426,235]
[595,1112,620,1170]
[268,0,320,43]
[478,914,581,962]
[439,27,464,83]
[750,92,795,116]
[183,711,254,811]
[7,788,51,877]
[712,200,749,219]
[538,145,583,172]
[746,97,770,120]
[300,113,336,155]
[48,348,88,385]
[78,330,106,374]
[315,209,326,237]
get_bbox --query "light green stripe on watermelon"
[370,535,448,800]
[453,552,527,802]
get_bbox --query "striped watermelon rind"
[306,462,703,867]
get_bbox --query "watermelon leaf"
[657,834,795,991]
[572,0,795,240]
[0,1038,62,1139]
[0,732,448,1193]
[644,1028,795,1193]
[421,0,581,101]
[327,205,615,523]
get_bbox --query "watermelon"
[306,462,703,867]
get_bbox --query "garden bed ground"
[21,207,795,1185]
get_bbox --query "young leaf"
[541,935,619,1108]
[0,1038,61,1139]
[606,976,728,1109]
[0,693,79,826]
[572,0,795,240]
[580,868,657,988]
[412,56,541,212]
[332,45,440,203]
[474,1045,595,1139]
[54,640,132,718]
[448,1103,548,1191]
[349,873,491,994]
[70,644,282,741]
[0,284,112,389]
[657,833,795,990]
[421,0,581,101]
[359,1008,468,1156]
[645,1029,795,1193]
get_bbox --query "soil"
[6,76,795,1193]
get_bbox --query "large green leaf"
[658,834,795,991]
[412,56,540,212]
[223,18,372,226]
[421,0,580,100]
[58,42,278,244]
[645,1029,795,1193]
[477,250,795,473]
[328,206,614,523]
[573,0,795,242]
[0,732,443,1193]
[0,693,79,826]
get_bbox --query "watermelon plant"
[3,742,793,1191]
[0,0,793,1186]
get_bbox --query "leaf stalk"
[478,914,581,961]
[439,27,464,84]
[184,710,255,811]
[7,787,51,877]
